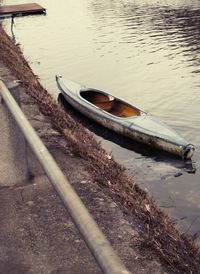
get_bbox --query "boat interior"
[80,90,141,118]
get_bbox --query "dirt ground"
[0,23,200,273]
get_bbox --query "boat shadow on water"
[58,93,196,174]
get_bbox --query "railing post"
[0,81,28,186]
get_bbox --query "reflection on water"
[2,0,200,238]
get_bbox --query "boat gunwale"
[59,79,188,144]
[76,87,145,120]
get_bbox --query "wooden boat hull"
[56,76,194,159]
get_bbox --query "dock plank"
[0,3,46,18]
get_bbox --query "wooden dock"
[0,3,46,18]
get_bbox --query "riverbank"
[1,62,162,274]
[0,23,200,273]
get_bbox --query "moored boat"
[56,75,194,159]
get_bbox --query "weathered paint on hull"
[56,76,194,159]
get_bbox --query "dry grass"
[0,24,200,273]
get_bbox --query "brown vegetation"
[0,24,200,273]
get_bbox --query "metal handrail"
[0,79,132,274]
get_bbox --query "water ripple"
[3,0,200,235]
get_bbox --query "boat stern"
[182,144,195,160]
[127,115,195,159]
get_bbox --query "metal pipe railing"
[0,79,132,274]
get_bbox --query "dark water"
[2,0,200,238]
